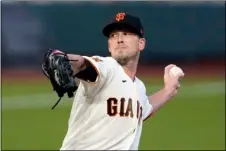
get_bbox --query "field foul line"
[2,93,73,110]
[2,81,225,110]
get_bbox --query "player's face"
[108,29,146,65]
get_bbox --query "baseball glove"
[41,49,78,109]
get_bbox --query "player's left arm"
[66,54,99,82]
[143,65,184,121]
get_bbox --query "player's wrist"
[67,54,87,75]
[162,86,177,99]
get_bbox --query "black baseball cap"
[102,12,144,38]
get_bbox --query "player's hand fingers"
[172,74,184,81]
[164,64,176,83]
[164,64,176,77]
[176,83,180,89]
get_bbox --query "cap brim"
[102,22,142,38]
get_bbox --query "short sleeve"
[142,95,153,121]
[79,56,115,96]
[138,81,153,121]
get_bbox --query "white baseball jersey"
[60,56,153,150]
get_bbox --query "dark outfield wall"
[2,2,225,67]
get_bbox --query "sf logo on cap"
[115,12,126,21]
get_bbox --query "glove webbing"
[51,52,78,110]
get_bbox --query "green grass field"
[2,76,225,150]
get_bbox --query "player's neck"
[122,56,139,82]
[123,66,136,81]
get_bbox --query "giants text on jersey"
[60,56,153,150]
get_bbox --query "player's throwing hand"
[163,64,185,97]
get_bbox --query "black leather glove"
[41,49,78,109]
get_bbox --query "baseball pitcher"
[42,12,184,150]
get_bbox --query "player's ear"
[108,40,112,53]
[138,38,146,51]
[108,46,111,53]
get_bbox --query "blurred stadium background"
[1,1,225,150]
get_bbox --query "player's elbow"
[74,59,99,82]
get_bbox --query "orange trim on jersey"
[143,112,154,122]
[91,57,103,62]
[79,58,100,84]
